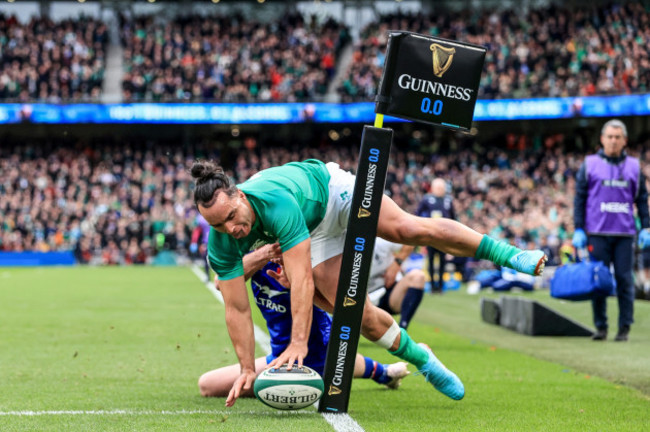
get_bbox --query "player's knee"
[405,269,426,288]
[198,373,216,397]
[361,304,392,340]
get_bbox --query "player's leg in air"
[377,196,547,277]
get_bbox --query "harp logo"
[358,208,371,218]
[430,43,455,77]
[395,42,473,102]
[328,385,342,396]
[343,296,356,307]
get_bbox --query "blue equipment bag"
[475,269,502,288]
[491,278,514,292]
[550,260,616,301]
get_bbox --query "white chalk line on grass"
[0,410,317,417]
[322,413,366,432]
[0,267,364,430]
[190,265,365,432]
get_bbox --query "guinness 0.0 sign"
[375,31,486,132]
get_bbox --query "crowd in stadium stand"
[2,2,649,103]
[0,13,108,102]
[3,136,649,269]
[119,12,351,102]
[0,141,196,264]
[338,3,650,101]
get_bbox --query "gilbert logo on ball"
[253,365,324,410]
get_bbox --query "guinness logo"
[358,208,371,218]
[430,43,455,77]
[328,385,342,396]
[343,297,356,307]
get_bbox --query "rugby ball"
[253,365,324,410]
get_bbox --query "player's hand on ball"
[225,368,257,407]
[267,342,308,371]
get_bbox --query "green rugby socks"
[389,328,429,369]
[475,234,521,268]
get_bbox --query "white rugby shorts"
[309,162,355,267]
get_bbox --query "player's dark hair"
[190,160,238,208]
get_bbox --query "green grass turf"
[0,267,648,431]
[415,288,650,395]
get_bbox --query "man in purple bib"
[573,119,650,341]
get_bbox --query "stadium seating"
[4,3,649,104]
[338,3,650,101]
[119,12,350,102]
[0,13,108,102]
[4,135,647,265]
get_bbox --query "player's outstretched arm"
[267,238,313,370]
[219,275,257,407]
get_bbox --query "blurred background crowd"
[1,2,648,103]
[2,134,650,268]
[339,2,650,101]
[0,13,108,102]
[119,12,350,102]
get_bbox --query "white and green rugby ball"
[253,364,324,410]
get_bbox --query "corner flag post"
[318,122,392,413]
[319,31,486,413]
[374,113,384,128]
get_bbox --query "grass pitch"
[0,267,648,431]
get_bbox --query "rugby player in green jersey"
[191,159,547,407]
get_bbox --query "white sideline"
[190,265,365,432]
[322,413,366,432]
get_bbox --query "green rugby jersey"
[207,159,331,280]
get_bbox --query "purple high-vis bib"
[585,154,640,235]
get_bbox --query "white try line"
[322,413,366,432]
[0,409,317,417]
[190,265,365,432]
